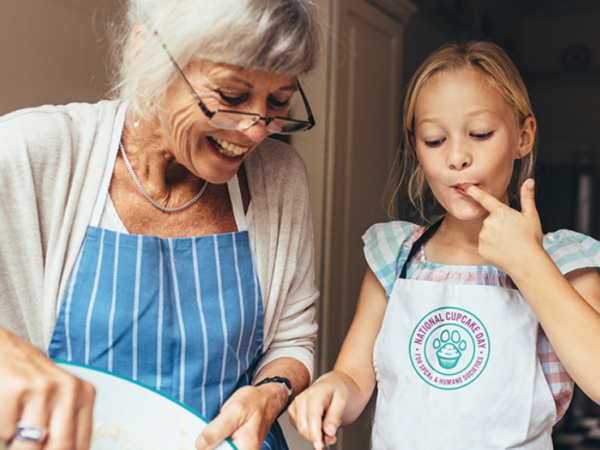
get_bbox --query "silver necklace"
[119,142,208,213]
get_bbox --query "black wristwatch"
[254,376,293,417]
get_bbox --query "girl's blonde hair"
[397,40,536,223]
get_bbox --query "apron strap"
[399,217,444,279]
[227,174,248,232]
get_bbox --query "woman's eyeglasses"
[158,33,315,134]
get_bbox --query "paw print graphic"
[433,329,467,369]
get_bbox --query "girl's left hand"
[466,179,545,276]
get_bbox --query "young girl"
[289,40,600,450]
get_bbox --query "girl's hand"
[466,179,545,276]
[0,328,95,450]
[288,372,348,450]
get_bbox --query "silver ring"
[13,421,48,443]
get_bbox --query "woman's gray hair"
[109,0,321,119]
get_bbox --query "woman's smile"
[207,136,252,158]
[159,59,297,184]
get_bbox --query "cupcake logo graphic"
[409,307,490,390]
[433,330,467,369]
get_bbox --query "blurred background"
[1,0,599,449]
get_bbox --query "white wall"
[0,0,116,115]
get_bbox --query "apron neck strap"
[399,217,444,279]
[227,174,247,231]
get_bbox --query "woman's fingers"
[9,367,94,450]
[196,385,273,450]
[73,381,96,450]
[45,373,95,450]
[10,398,50,450]
[0,329,95,450]
[0,380,20,444]
[0,354,51,450]
[195,417,233,450]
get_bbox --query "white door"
[292,0,415,448]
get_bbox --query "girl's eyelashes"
[424,137,446,147]
[421,132,494,146]
[471,131,494,140]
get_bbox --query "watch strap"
[254,376,293,417]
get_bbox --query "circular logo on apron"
[409,307,490,390]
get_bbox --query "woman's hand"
[0,328,95,450]
[466,179,546,276]
[196,357,309,450]
[288,372,349,450]
[195,382,287,450]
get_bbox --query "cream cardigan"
[0,100,318,377]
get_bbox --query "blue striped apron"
[48,172,288,450]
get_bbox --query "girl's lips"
[454,182,477,190]
[452,183,478,197]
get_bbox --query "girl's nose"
[446,143,472,170]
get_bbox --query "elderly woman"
[0,1,320,449]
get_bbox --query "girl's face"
[160,60,298,184]
[413,67,535,223]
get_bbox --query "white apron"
[371,221,556,449]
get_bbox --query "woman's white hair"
[109,0,321,119]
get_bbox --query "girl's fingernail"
[327,423,336,434]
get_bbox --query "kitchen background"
[1,0,599,448]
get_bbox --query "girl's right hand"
[290,269,386,450]
[466,179,545,277]
[288,372,349,450]
[0,327,96,450]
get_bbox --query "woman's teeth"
[212,137,248,157]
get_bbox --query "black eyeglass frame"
[156,32,315,134]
